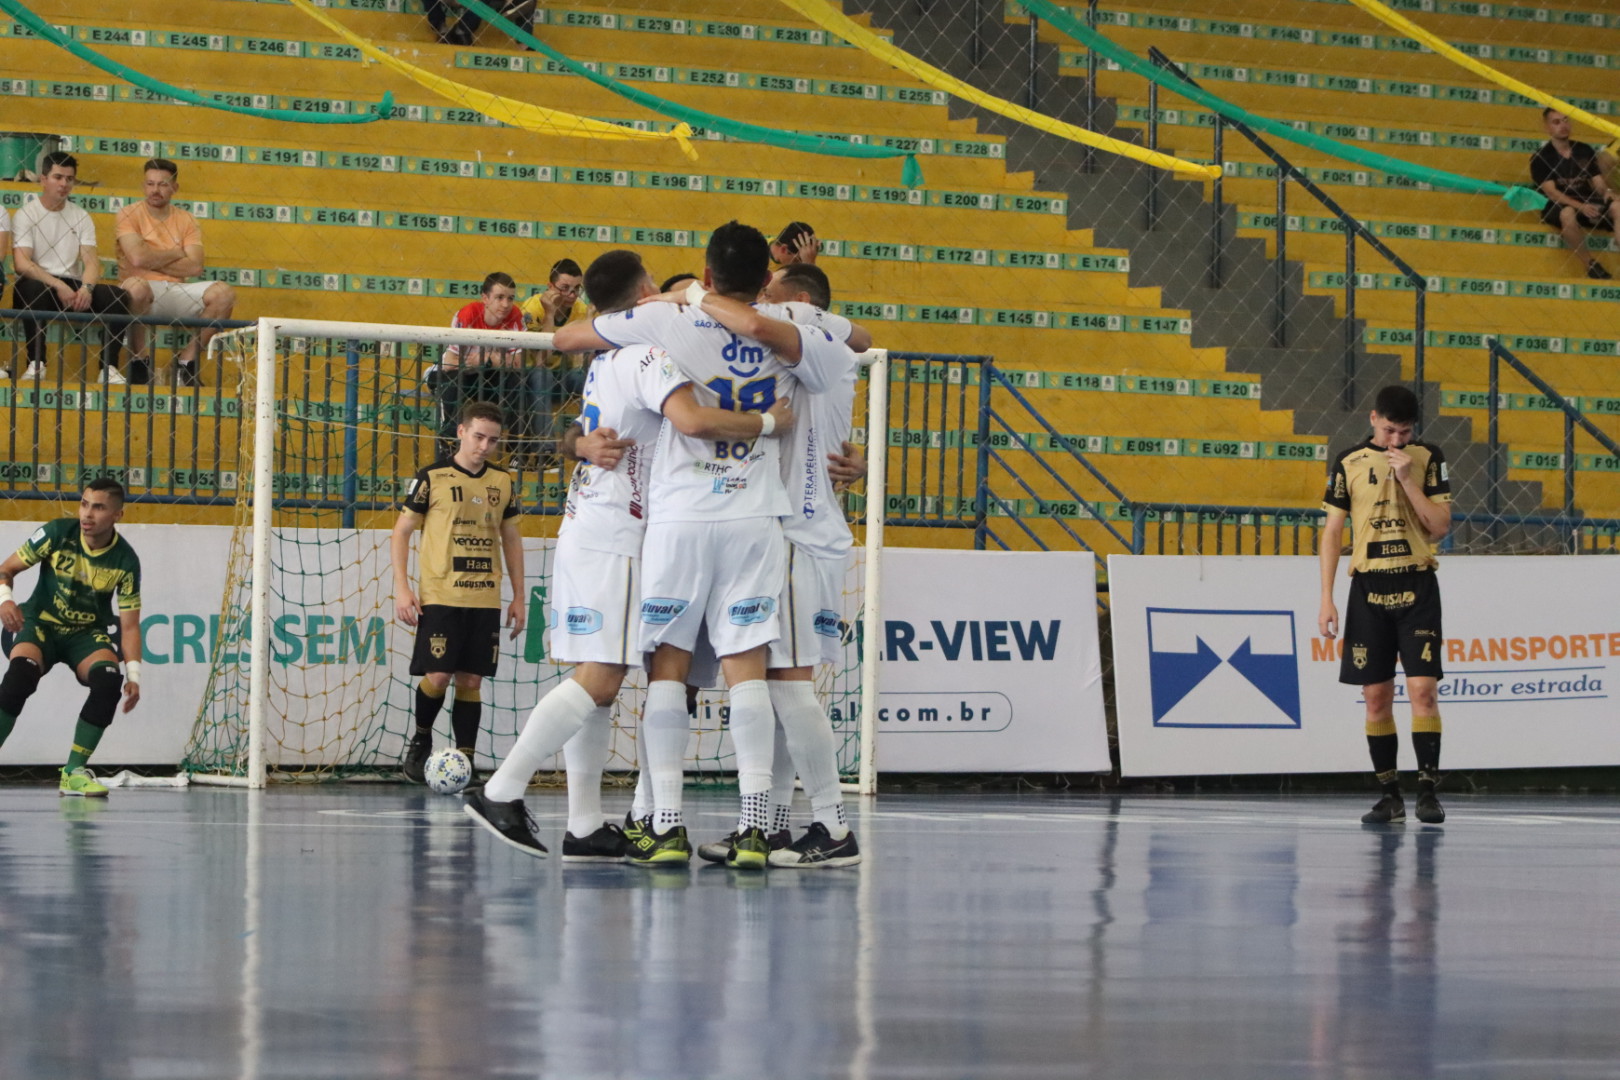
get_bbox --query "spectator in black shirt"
[1530,108,1620,279]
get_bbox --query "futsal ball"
[424,748,473,795]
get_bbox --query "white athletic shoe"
[22,361,45,380]
[100,365,128,385]
[0,367,10,380]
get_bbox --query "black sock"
[451,690,482,754]
[1367,732,1400,793]
[414,677,447,737]
[1413,732,1441,782]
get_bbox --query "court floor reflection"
[1,788,1618,1078]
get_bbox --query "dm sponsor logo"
[565,607,604,635]
[640,597,690,625]
[728,596,774,626]
[1147,608,1301,727]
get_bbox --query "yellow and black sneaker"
[725,826,771,871]
[697,828,791,865]
[623,816,692,866]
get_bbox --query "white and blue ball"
[424,748,473,795]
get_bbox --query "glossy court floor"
[2,787,1619,1080]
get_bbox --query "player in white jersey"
[553,221,849,870]
[463,250,792,862]
[683,264,869,868]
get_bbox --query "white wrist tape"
[0,584,11,605]
[684,279,707,307]
[124,660,141,685]
[758,411,776,437]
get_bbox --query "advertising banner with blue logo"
[877,549,1109,772]
[1108,555,1620,776]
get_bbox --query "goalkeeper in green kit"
[0,478,143,797]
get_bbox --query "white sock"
[483,678,595,803]
[770,680,848,839]
[728,680,775,829]
[562,705,612,837]
[768,718,796,832]
[644,680,689,828]
[631,765,651,821]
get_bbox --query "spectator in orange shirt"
[116,159,237,387]
[432,271,527,452]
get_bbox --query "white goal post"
[194,316,884,795]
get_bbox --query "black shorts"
[1540,199,1614,231]
[1340,570,1443,685]
[410,605,501,677]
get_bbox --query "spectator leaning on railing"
[116,158,238,389]
[519,257,590,439]
[1531,108,1620,280]
[8,152,130,384]
[432,271,526,453]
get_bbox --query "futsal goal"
[180,317,884,794]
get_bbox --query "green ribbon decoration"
[0,0,393,124]
[454,0,922,188]
[1021,0,1545,212]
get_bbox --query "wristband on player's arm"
[758,411,776,437]
[0,584,11,605]
[684,279,707,307]
[124,660,141,685]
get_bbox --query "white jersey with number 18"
[591,300,846,525]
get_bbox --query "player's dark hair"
[459,401,506,429]
[660,272,698,293]
[583,250,648,313]
[40,150,78,175]
[143,157,179,180]
[549,258,582,283]
[777,264,832,309]
[1543,106,1560,120]
[481,271,516,295]
[775,220,815,248]
[705,220,770,296]
[1373,385,1420,425]
[85,476,126,506]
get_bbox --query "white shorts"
[548,536,640,665]
[768,545,848,670]
[136,279,215,320]
[638,518,785,659]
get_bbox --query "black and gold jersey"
[1322,438,1452,574]
[403,458,519,609]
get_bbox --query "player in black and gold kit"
[1319,386,1452,825]
[391,401,526,783]
[0,478,143,797]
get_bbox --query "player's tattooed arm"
[661,385,793,440]
[0,552,29,633]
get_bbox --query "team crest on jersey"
[1351,645,1368,670]
[430,634,448,659]
[486,487,502,507]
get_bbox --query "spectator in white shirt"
[8,152,131,383]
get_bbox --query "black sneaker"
[127,356,151,386]
[562,822,626,862]
[402,733,432,783]
[1415,783,1445,824]
[462,788,548,857]
[622,816,692,866]
[726,826,770,870]
[698,828,791,864]
[1588,262,1613,280]
[176,362,201,388]
[1361,792,1406,824]
[768,822,862,868]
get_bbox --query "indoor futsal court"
[3,784,1619,1079]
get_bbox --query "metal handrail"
[1143,49,1430,417]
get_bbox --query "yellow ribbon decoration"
[286,0,697,160]
[1344,0,1620,144]
[774,0,1220,180]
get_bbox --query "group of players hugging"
[0,221,1453,835]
